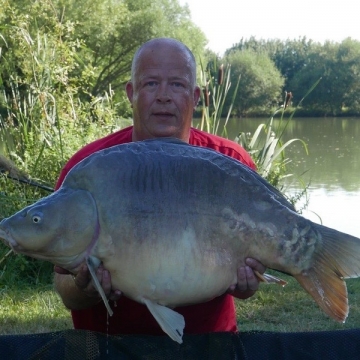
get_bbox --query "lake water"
[208,117,360,238]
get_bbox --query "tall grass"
[199,60,241,136]
[0,23,130,285]
[0,23,130,192]
[0,285,72,335]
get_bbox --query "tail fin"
[294,224,360,323]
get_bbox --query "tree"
[289,39,360,115]
[0,0,207,117]
[223,49,284,115]
[337,38,360,113]
[229,36,316,95]
[54,0,207,100]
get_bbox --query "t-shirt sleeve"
[189,128,257,170]
[54,126,133,190]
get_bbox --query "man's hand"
[227,258,266,300]
[54,263,121,310]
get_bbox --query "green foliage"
[224,49,284,115]
[235,109,309,210]
[235,80,322,210]
[0,4,131,285]
[229,36,360,116]
[48,0,207,107]
[289,38,360,115]
[0,0,207,116]
[232,36,315,93]
[199,60,241,136]
[0,13,129,180]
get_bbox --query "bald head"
[126,37,201,142]
[131,38,197,87]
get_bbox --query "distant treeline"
[219,37,360,116]
[1,0,359,120]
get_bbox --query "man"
[54,38,266,336]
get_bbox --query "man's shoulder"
[55,126,133,189]
[189,127,233,145]
[189,128,256,170]
[69,126,133,165]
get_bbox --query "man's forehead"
[137,47,192,68]
[139,56,192,69]
[133,44,195,83]
[140,66,190,76]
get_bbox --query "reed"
[0,24,129,285]
[198,58,315,209]
[199,59,241,137]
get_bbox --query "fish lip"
[0,225,19,250]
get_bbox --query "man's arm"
[54,264,121,310]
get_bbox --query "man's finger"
[74,264,92,289]
[244,266,259,291]
[245,258,266,274]
[54,265,71,275]
[235,266,249,292]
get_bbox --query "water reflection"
[194,117,360,237]
[214,117,360,192]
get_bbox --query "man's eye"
[146,81,157,87]
[172,82,184,88]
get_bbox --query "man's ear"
[193,86,201,110]
[125,81,134,104]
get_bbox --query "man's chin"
[153,129,190,142]
[133,123,190,142]
[150,125,181,138]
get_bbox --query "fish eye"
[32,215,42,224]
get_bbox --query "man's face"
[126,43,201,142]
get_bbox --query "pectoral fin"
[143,299,185,344]
[86,256,114,316]
[254,270,287,286]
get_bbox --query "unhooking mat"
[1,328,360,359]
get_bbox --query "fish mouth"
[0,225,19,250]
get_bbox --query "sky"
[178,0,360,55]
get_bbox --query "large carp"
[1,138,360,343]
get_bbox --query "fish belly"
[98,215,240,307]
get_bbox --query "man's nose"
[156,84,171,103]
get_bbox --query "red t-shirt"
[55,126,256,336]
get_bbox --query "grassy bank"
[0,285,71,335]
[235,273,360,332]
[1,273,360,335]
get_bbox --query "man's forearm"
[54,273,101,310]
